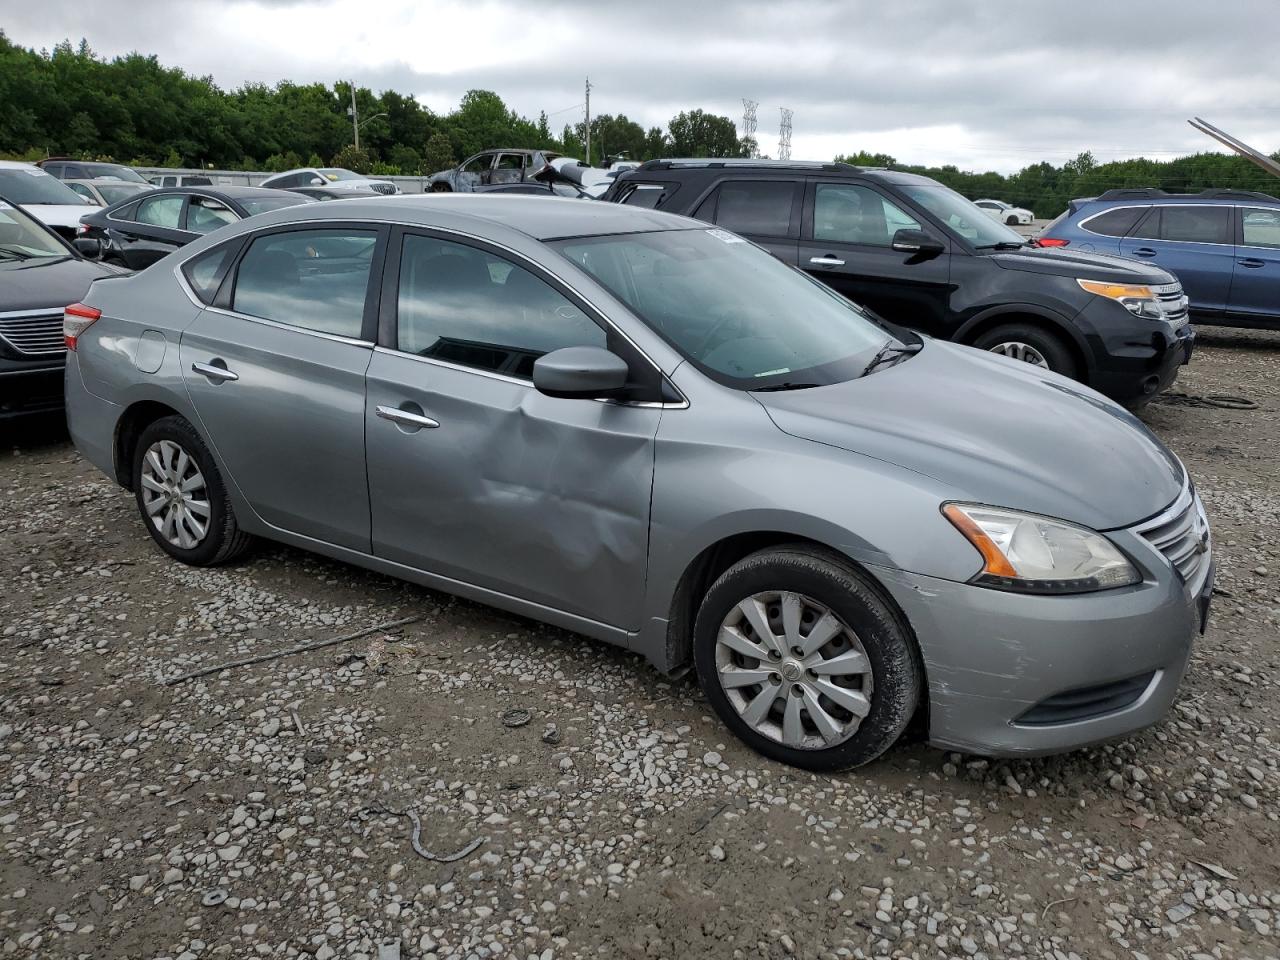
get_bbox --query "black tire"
[972,322,1079,379]
[1006,214,1020,226]
[693,545,922,771]
[132,415,253,566]
[430,182,452,193]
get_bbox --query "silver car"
[63,196,1213,770]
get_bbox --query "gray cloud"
[4,0,1278,172]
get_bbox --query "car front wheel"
[693,546,922,771]
[973,323,1078,379]
[132,415,253,566]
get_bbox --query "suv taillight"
[63,302,101,351]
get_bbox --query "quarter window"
[1082,206,1147,237]
[186,196,238,234]
[135,195,185,228]
[232,229,377,338]
[813,183,921,246]
[1240,207,1280,249]
[711,181,797,237]
[618,182,677,209]
[396,234,605,378]
[182,244,235,305]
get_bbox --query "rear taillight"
[1035,237,1069,248]
[63,302,101,351]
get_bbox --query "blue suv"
[1040,188,1280,329]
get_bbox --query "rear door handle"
[809,255,845,267]
[376,404,440,430]
[1132,247,1157,257]
[191,360,238,382]
[1238,257,1266,268]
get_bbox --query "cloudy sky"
[5,0,1279,172]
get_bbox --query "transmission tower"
[778,107,793,161]
[741,99,759,158]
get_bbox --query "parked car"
[603,160,1193,407]
[0,197,124,419]
[1038,188,1280,330]
[37,158,148,184]
[149,174,215,187]
[78,185,316,269]
[0,161,97,240]
[427,149,560,192]
[974,198,1034,226]
[64,196,1211,770]
[64,179,154,207]
[283,184,396,202]
[259,167,398,196]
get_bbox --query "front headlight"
[942,503,1140,594]
[1077,279,1163,320]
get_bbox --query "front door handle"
[1238,257,1265,268]
[376,404,440,430]
[1132,247,1157,257]
[809,255,846,267]
[191,360,238,382]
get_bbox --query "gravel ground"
[2,329,1278,960]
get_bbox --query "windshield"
[899,184,1024,247]
[240,195,316,216]
[0,201,70,260]
[97,182,150,204]
[554,229,902,389]
[0,168,92,206]
[84,163,147,184]
[318,168,361,182]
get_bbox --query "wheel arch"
[113,399,187,490]
[953,307,1094,382]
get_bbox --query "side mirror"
[891,228,945,257]
[533,346,629,400]
[311,177,325,186]
[73,237,102,260]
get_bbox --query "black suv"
[603,160,1195,407]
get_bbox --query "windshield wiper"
[0,245,35,261]
[974,241,1027,250]
[752,381,821,392]
[860,340,921,377]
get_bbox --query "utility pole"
[584,77,592,166]
[349,81,360,150]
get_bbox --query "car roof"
[0,160,42,170]
[247,193,702,240]
[628,158,940,186]
[1082,188,1280,205]
[64,178,150,186]
[154,185,296,199]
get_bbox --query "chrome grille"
[0,311,65,356]
[1133,485,1211,596]
[1152,281,1190,329]
[370,182,397,195]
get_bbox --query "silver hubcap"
[988,341,1049,368]
[140,440,211,550]
[715,591,874,750]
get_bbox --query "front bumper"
[1080,298,1193,407]
[0,358,65,420]
[871,544,1209,757]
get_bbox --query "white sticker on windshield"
[24,168,49,176]
[706,228,745,244]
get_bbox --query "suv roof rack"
[637,158,864,173]
[1094,187,1280,202]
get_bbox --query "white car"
[973,199,1034,226]
[259,167,399,196]
[0,161,96,240]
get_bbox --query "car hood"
[755,340,1184,531]
[991,246,1175,284]
[0,255,123,312]
[22,203,97,229]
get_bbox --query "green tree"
[666,109,746,158]
[330,144,371,173]
[422,132,455,172]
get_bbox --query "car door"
[691,178,801,264]
[798,180,953,333]
[1227,206,1280,326]
[1119,204,1234,318]
[491,153,524,184]
[457,154,494,189]
[108,193,193,268]
[364,229,662,629]
[179,225,385,550]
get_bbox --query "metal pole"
[584,77,591,166]
[351,82,360,150]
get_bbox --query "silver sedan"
[63,196,1212,770]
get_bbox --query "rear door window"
[135,195,185,229]
[709,180,799,237]
[1082,206,1148,237]
[232,228,378,338]
[1158,205,1231,244]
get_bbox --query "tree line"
[3,32,1276,216]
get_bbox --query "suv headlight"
[1077,279,1163,320]
[942,503,1140,594]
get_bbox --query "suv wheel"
[132,415,253,566]
[973,323,1078,379]
[693,546,922,771]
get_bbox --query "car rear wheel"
[973,323,1078,379]
[132,415,253,566]
[693,546,922,771]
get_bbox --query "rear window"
[1082,206,1147,237]
[617,182,678,209]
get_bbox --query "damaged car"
[65,196,1212,771]
[427,149,561,192]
